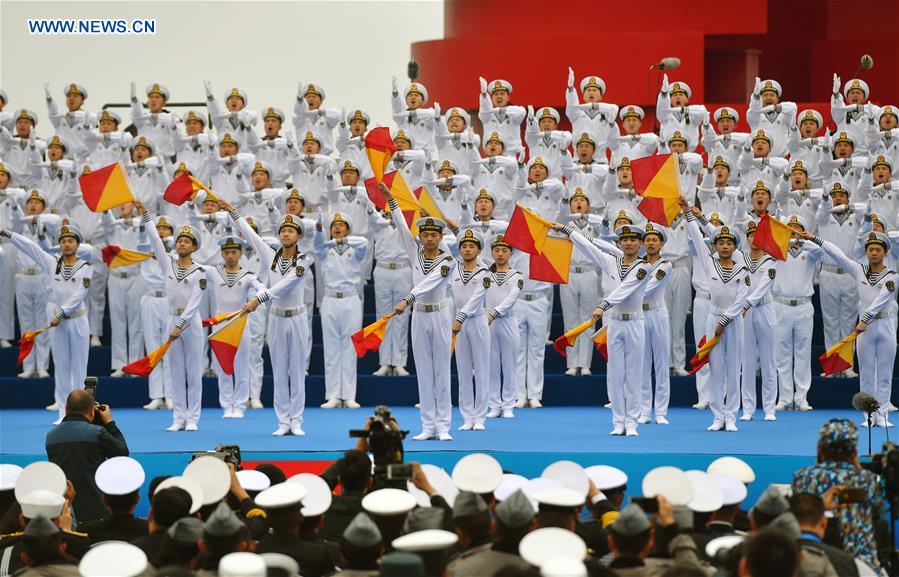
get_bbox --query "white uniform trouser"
[199,289,214,369]
[775,301,814,407]
[411,305,453,434]
[515,296,550,401]
[489,315,520,413]
[167,316,204,427]
[51,314,90,420]
[858,315,897,418]
[456,313,490,425]
[108,273,144,369]
[692,294,712,403]
[15,273,50,372]
[88,261,107,337]
[666,264,691,371]
[0,245,15,340]
[742,303,777,415]
[560,270,600,369]
[321,294,363,401]
[142,295,170,400]
[641,307,670,418]
[819,271,859,350]
[374,266,412,367]
[304,269,314,372]
[707,315,743,425]
[213,327,251,412]
[269,313,308,428]
[248,303,267,401]
[607,316,645,429]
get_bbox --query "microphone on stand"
[852,392,881,455]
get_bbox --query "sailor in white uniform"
[484,235,523,420]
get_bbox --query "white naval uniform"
[558,214,604,371]
[524,125,572,178]
[248,135,293,188]
[773,241,824,408]
[486,268,522,414]
[46,101,96,161]
[563,162,608,214]
[83,130,132,169]
[137,231,171,402]
[701,126,749,173]
[472,156,520,220]
[452,262,491,426]
[565,90,618,159]
[335,129,373,182]
[740,254,779,417]
[858,176,899,232]
[231,212,312,431]
[435,124,480,176]
[697,181,740,228]
[369,211,412,370]
[173,133,215,184]
[686,214,751,428]
[389,198,455,436]
[313,230,368,402]
[0,189,27,344]
[478,95,526,156]
[31,160,76,210]
[736,151,789,194]
[209,265,265,414]
[641,258,673,420]
[607,131,660,161]
[287,155,334,216]
[7,213,54,373]
[660,215,692,374]
[126,158,169,213]
[207,97,258,152]
[144,214,206,429]
[656,95,707,152]
[0,131,46,188]
[240,245,268,403]
[566,229,651,431]
[390,96,438,154]
[831,96,871,155]
[293,101,341,155]
[512,251,551,404]
[101,214,145,370]
[2,230,92,420]
[204,154,254,206]
[747,96,797,158]
[816,201,862,350]
[130,101,180,158]
[687,222,712,404]
[815,238,897,425]
[775,186,822,234]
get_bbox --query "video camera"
[349,406,408,489]
[863,442,899,498]
[190,444,243,469]
[83,377,108,425]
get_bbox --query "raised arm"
[227,206,276,265]
[0,227,57,274]
[383,184,419,265]
[140,209,171,276]
[557,225,617,277]
[807,233,863,282]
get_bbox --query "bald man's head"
[66,390,96,416]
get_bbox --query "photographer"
[45,390,129,526]
[792,418,888,573]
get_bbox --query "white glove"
[527,105,535,121]
[517,150,526,165]
[567,67,575,88]
[832,73,841,95]
[130,82,137,100]
[829,203,849,214]
[203,80,213,98]
[297,81,305,100]
[433,101,441,117]
[43,83,52,100]
[391,76,399,94]
[851,156,867,170]
[753,76,761,96]
[479,76,488,94]
[661,73,669,93]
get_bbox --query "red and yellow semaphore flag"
[553,318,596,358]
[592,326,608,361]
[101,245,151,268]
[164,173,214,206]
[364,171,446,234]
[630,154,682,226]
[505,205,552,254]
[364,127,397,183]
[530,236,573,284]
[752,214,792,261]
[78,162,135,212]
[17,325,51,366]
[352,313,394,358]
[688,335,720,375]
[123,338,174,377]
[202,310,241,328]
[819,332,857,376]
[209,313,249,376]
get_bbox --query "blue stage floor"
[2,406,887,516]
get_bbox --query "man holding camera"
[45,389,130,526]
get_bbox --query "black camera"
[863,442,899,498]
[349,406,408,489]
[84,377,98,400]
[191,444,243,469]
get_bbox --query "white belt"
[642,302,666,311]
[821,264,848,274]
[873,311,896,319]
[671,258,691,269]
[694,291,711,300]
[324,290,358,299]
[376,261,409,270]
[413,300,450,312]
[521,292,545,302]
[271,305,307,317]
[110,270,133,279]
[65,308,88,319]
[19,268,41,276]
[150,290,165,298]
[608,311,642,321]
[775,296,811,306]
[170,308,185,315]
[571,266,595,274]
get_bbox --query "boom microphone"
[860,54,874,70]
[649,57,681,72]
[852,392,880,413]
